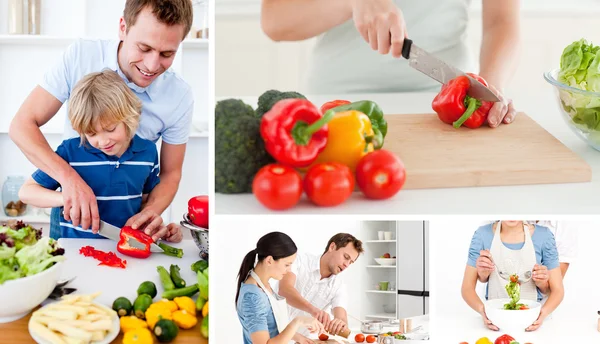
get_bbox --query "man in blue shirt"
[9,0,194,241]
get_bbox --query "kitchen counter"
[216,90,600,215]
[0,239,208,343]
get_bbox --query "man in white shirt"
[535,221,578,277]
[277,233,364,338]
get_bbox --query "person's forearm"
[19,185,64,208]
[559,263,569,277]
[541,286,564,317]
[141,171,181,215]
[478,19,521,91]
[536,281,550,295]
[9,118,75,185]
[279,285,319,315]
[266,318,300,344]
[461,284,485,315]
[332,307,347,324]
[261,0,352,41]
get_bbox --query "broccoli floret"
[215,99,274,193]
[255,89,306,117]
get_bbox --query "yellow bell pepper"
[123,328,153,344]
[310,110,375,172]
[202,301,209,318]
[174,297,196,316]
[173,310,198,329]
[149,299,178,313]
[145,306,173,329]
[120,315,148,333]
[475,337,493,344]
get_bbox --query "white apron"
[250,270,291,334]
[488,222,538,302]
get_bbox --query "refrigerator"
[396,221,429,318]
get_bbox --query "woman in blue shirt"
[236,232,325,344]
[461,221,564,332]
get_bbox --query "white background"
[0,0,209,232]
[211,219,430,343]
[430,219,600,342]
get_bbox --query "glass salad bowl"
[544,68,600,151]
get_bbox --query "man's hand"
[526,309,547,331]
[486,85,517,128]
[475,250,495,281]
[164,223,183,243]
[479,307,499,331]
[61,173,99,232]
[326,318,348,337]
[125,209,165,241]
[532,264,549,290]
[350,0,407,58]
[311,309,331,330]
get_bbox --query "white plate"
[28,302,120,344]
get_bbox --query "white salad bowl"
[0,261,64,323]
[375,258,396,266]
[544,68,600,151]
[484,298,541,333]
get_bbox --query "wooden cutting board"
[382,113,592,189]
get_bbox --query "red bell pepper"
[261,98,332,167]
[432,73,494,129]
[320,100,351,114]
[79,246,127,268]
[188,195,209,229]
[494,334,516,344]
[117,226,153,259]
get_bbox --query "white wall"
[430,219,599,340]
[0,0,209,232]
[215,2,600,97]
[211,219,400,343]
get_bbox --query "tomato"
[355,149,406,200]
[252,164,303,210]
[318,333,329,341]
[366,335,376,343]
[459,342,469,344]
[494,334,516,344]
[510,275,518,283]
[519,304,529,310]
[188,195,209,229]
[355,334,365,343]
[304,162,354,207]
[320,100,351,113]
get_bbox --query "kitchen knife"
[401,38,500,102]
[98,220,163,253]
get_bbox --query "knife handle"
[401,38,412,60]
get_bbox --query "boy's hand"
[164,223,182,243]
[125,209,164,242]
[62,174,99,232]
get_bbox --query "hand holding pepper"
[485,84,518,127]
[125,209,167,242]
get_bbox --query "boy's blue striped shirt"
[32,135,160,239]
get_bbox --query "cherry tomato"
[320,100,351,113]
[355,334,365,343]
[355,149,406,200]
[252,164,303,210]
[304,162,354,207]
[510,275,518,283]
[519,305,529,310]
[366,334,376,343]
[319,333,329,341]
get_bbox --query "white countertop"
[216,91,600,215]
[47,239,203,308]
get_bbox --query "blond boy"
[19,70,181,242]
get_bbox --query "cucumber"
[137,281,157,298]
[161,284,199,300]
[169,264,186,288]
[191,259,208,273]
[157,266,175,291]
[133,294,153,319]
[112,297,132,317]
[154,319,179,342]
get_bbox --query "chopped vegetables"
[79,246,127,268]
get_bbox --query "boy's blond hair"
[69,69,142,145]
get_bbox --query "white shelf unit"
[363,221,398,321]
[0,207,51,224]
[0,0,210,226]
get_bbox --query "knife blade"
[98,220,163,253]
[401,38,500,102]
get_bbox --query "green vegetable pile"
[215,90,306,193]
[557,39,600,135]
[0,221,65,284]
